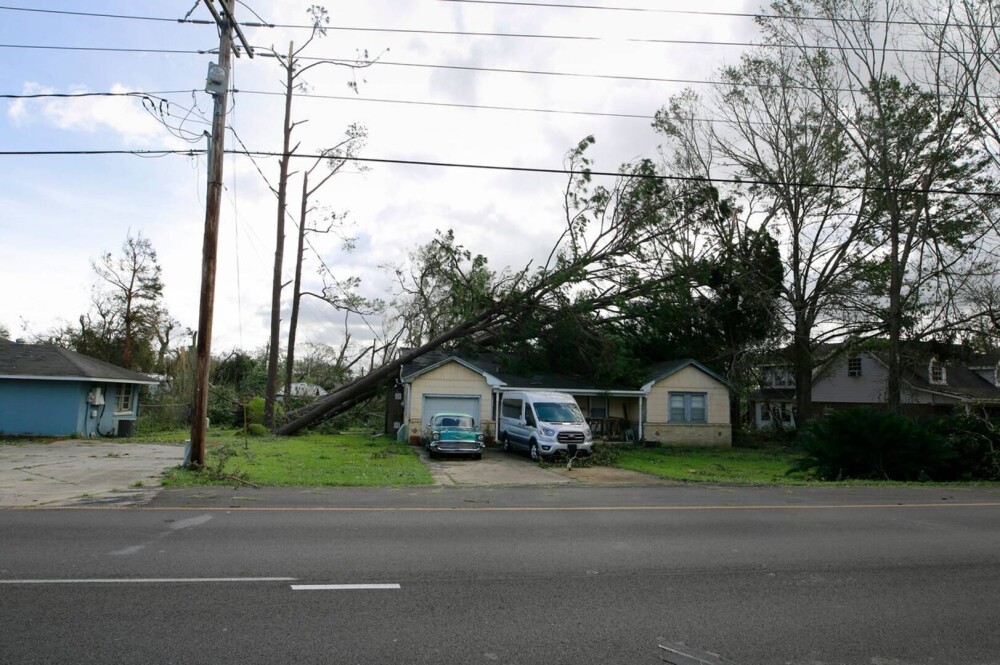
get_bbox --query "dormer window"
[764,365,795,387]
[847,356,862,377]
[929,359,946,385]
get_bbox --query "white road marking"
[0,577,295,584]
[290,584,401,591]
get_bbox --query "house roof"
[0,339,156,385]
[898,358,1000,402]
[400,350,726,394]
[640,359,730,391]
[811,342,1000,403]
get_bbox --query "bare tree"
[90,231,165,370]
[260,5,381,427]
[919,0,1000,169]
[284,124,367,399]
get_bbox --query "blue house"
[0,339,157,437]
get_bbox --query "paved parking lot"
[0,441,182,507]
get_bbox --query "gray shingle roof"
[0,339,156,384]
[400,350,726,392]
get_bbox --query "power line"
[0,7,970,55]
[1,43,981,98]
[238,88,654,121]
[0,89,197,99]
[435,0,944,28]
[0,4,211,24]
[1,148,995,197]
[0,2,951,30]
[0,43,210,56]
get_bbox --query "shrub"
[246,423,269,437]
[934,411,1000,481]
[207,385,239,428]
[792,407,955,481]
[243,397,282,427]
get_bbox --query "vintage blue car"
[425,413,485,459]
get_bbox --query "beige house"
[396,353,731,446]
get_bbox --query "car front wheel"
[529,441,539,462]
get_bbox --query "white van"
[498,391,593,460]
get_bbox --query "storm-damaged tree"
[88,231,168,371]
[762,0,997,412]
[259,5,381,428]
[918,0,1000,170]
[655,44,879,425]
[284,124,367,400]
[276,137,691,434]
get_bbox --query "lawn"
[613,445,810,485]
[153,430,433,487]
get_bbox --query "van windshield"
[534,402,585,424]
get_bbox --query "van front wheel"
[529,441,540,462]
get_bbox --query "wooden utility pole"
[190,0,253,466]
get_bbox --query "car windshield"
[434,415,475,429]
[533,402,584,423]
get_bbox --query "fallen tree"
[277,138,692,434]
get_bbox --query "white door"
[422,395,481,430]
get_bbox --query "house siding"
[813,353,946,406]
[643,366,731,446]
[406,362,495,441]
[0,379,142,437]
[0,379,86,436]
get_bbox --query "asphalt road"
[2,485,1000,665]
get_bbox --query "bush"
[243,397,282,427]
[207,385,239,428]
[934,411,1000,481]
[246,423,270,437]
[792,407,955,481]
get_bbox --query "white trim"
[402,357,504,387]
[500,386,645,397]
[291,584,400,591]
[0,375,156,385]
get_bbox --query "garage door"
[422,395,481,430]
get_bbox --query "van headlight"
[541,427,556,437]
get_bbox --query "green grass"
[614,446,811,485]
[160,432,433,487]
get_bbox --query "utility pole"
[190,0,253,467]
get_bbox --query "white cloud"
[8,82,191,147]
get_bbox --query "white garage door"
[422,395,481,430]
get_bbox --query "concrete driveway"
[416,445,667,486]
[0,441,183,507]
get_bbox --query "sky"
[0,0,762,356]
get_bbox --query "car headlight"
[476,433,484,441]
[432,431,440,440]
[541,427,556,437]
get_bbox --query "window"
[763,365,795,387]
[668,392,707,424]
[115,384,134,413]
[501,399,522,419]
[847,356,862,377]
[929,360,945,385]
[589,397,608,419]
